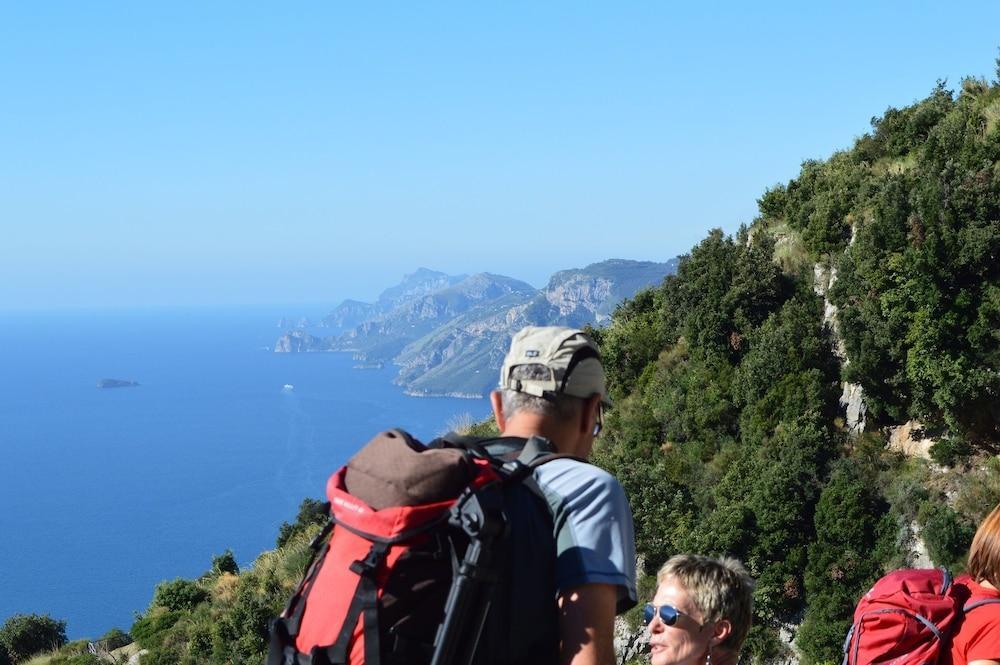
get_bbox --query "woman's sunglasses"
[643,603,704,628]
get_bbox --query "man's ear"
[489,391,506,432]
[579,394,601,436]
[710,618,732,647]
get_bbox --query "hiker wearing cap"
[489,326,637,665]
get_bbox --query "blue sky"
[1,2,998,309]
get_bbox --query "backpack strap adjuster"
[350,542,388,576]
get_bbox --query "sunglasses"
[643,603,704,628]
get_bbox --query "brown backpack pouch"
[344,429,475,511]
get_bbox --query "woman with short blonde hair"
[646,554,755,665]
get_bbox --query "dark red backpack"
[267,429,569,665]
[842,568,1000,665]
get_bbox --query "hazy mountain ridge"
[318,299,376,332]
[276,259,678,396]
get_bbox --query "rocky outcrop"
[887,420,935,460]
[814,262,867,435]
[813,264,846,360]
[840,383,867,436]
[546,274,615,322]
[614,616,648,665]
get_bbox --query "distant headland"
[274,259,679,397]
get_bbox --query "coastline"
[403,389,485,400]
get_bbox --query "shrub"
[0,613,67,663]
[130,610,182,649]
[211,583,273,664]
[49,652,101,665]
[929,436,972,467]
[955,456,1000,524]
[97,627,131,652]
[151,578,209,612]
[918,501,975,570]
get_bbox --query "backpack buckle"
[350,542,388,576]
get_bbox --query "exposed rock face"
[815,261,867,435]
[840,382,867,436]
[907,520,935,568]
[546,274,614,320]
[887,420,935,460]
[813,264,847,360]
[613,617,649,664]
[775,622,803,665]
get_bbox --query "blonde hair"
[968,504,1000,587]
[657,554,755,653]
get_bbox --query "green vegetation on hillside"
[594,65,1000,663]
[759,76,1000,440]
[129,505,328,665]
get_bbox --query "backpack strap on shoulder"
[515,435,555,463]
[324,540,390,665]
[964,598,1000,612]
[515,435,585,469]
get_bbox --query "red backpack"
[842,568,1000,665]
[267,429,570,665]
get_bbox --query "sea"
[0,305,490,639]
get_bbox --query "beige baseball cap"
[499,326,611,406]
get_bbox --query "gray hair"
[500,363,584,421]
[657,554,755,654]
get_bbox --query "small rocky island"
[97,379,139,389]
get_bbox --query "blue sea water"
[0,306,490,639]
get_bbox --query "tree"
[0,614,67,663]
[599,288,668,400]
[798,461,895,663]
[276,497,329,549]
[211,549,239,576]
